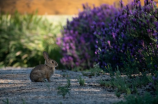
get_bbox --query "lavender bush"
[57,4,117,70]
[95,0,158,73]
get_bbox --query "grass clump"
[57,86,70,99]
[99,69,153,96]
[82,63,103,77]
[66,77,71,88]
[78,76,85,86]
[57,76,71,98]
[2,98,9,104]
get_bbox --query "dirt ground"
[0,67,123,104]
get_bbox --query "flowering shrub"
[95,0,158,73]
[57,4,118,70]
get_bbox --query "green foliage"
[57,86,70,99]
[78,76,85,86]
[90,63,103,76]
[99,70,152,96]
[57,76,71,98]
[115,91,121,98]
[115,92,158,104]
[105,64,114,76]
[82,63,103,77]
[99,80,111,87]
[121,51,139,76]
[112,70,131,94]
[105,52,140,77]
[2,98,27,104]
[2,98,9,104]
[21,99,26,104]
[72,67,81,72]
[62,73,69,78]
[0,11,64,68]
[62,73,66,78]
[66,77,71,88]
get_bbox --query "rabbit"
[30,51,58,82]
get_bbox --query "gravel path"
[0,68,123,104]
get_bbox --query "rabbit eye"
[52,61,54,63]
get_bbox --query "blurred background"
[0,0,155,69]
[0,0,144,15]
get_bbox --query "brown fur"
[30,51,58,82]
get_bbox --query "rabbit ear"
[43,51,49,62]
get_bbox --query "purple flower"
[92,21,96,25]
[107,40,111,47]
[141,40,144,47]
[152,76,156,81]
[95,45,98,48]
[76,62,80,66]
[94,31,97,35]
[148,82,153,86]
[154,22,158,27]
[112,32,116,39]
[121,33,125,38]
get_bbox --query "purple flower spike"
[112,33,116,39]
[120,0,124,8]
[107,40,111,47]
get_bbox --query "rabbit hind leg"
[31,71,45,82]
